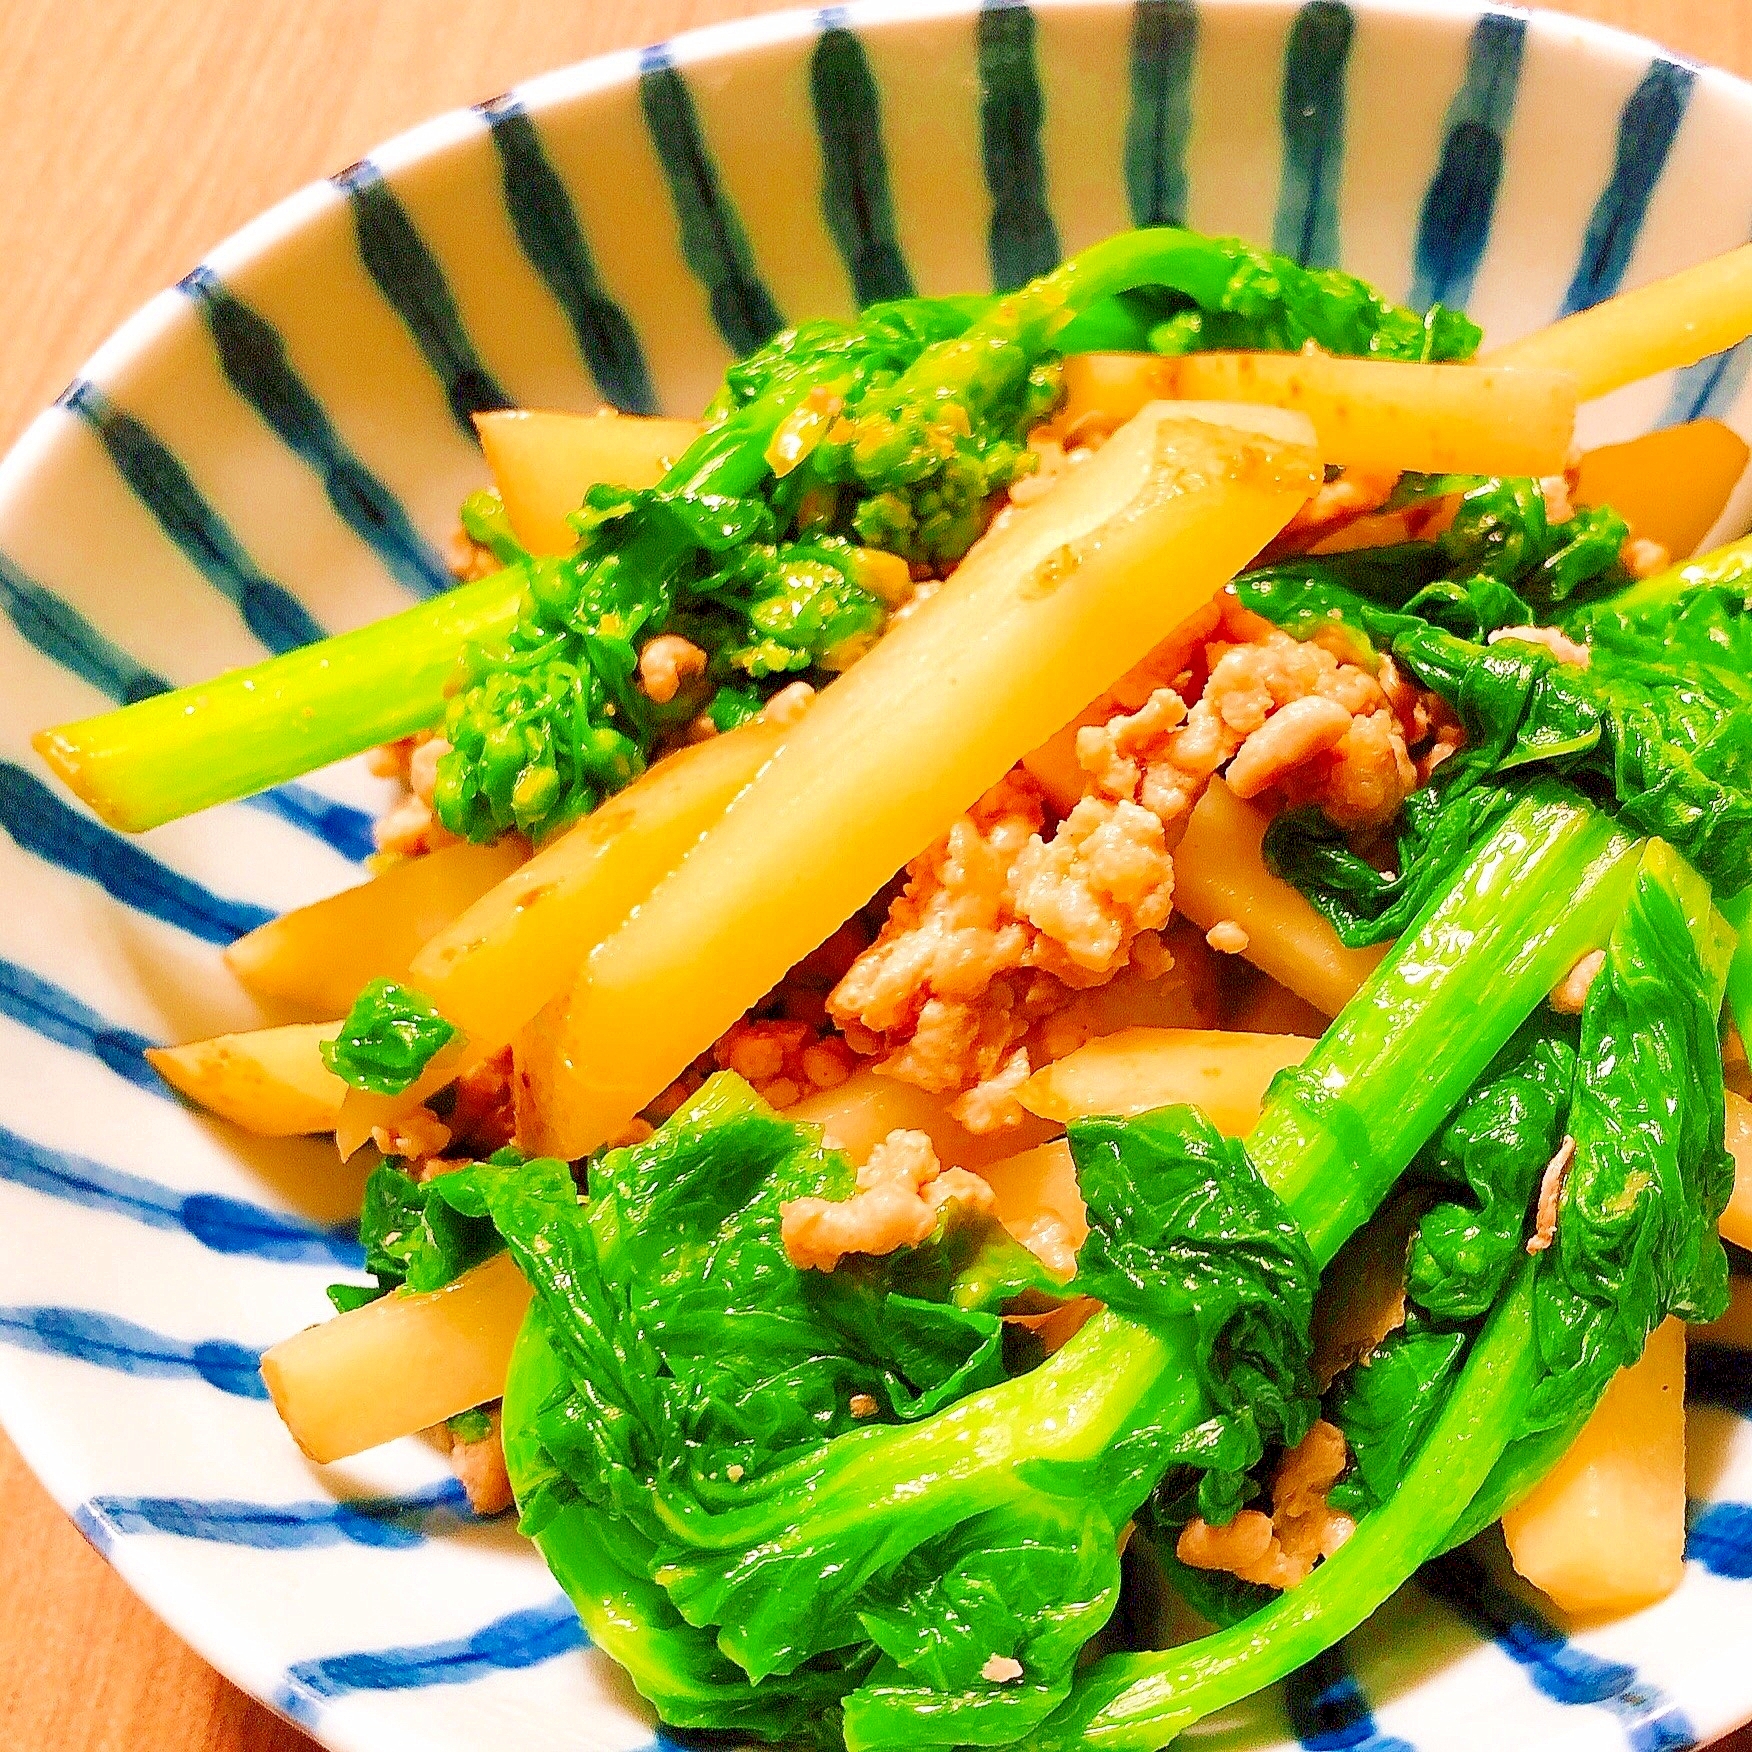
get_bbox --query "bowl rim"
[3,3,1751,1749]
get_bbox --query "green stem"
[1029,1268,1538,1752]
[1251,781,1640,1263]
[1720,886,1752,1050]
[35,356,848,833]
[34,567,527,832]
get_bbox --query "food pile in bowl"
[37,223,1752,1750]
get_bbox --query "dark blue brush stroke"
[1126,0,1198,230]
[333,160,512,435]
[0,549,169,705]
[178,267,451,597]
[0,960,163,1095]
[1561,58,1696,316]
[977,0,1061,291]
[811,12,917,306]
[1663,338,1752,427]
[1686,1499,1752,1580]
[77,1477,477,1555]
[1274,0,1354,270]
[0,1123,362,1267]
[276,1599,587,1726]
[1411,9,1527,311]
[638,43,785,357]
[0,1306,267,1398]
[238,782,375,863]
[1422,1550,1696,1751]
[58,380,324,654]
[1284,1642,1415,1751]
[0,761,274,944]
[1687,1341,1752,1415]
[476,95,657,413]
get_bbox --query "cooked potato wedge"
[1576,420,1749,560]
[1502,1317,1687,1616]
[527,403,1322,1156]
[476,409,700,555]
[1061,351,1575,478]
[225,840,524,1020]
[148,1022,344,1137]
[262,1250,532,1464]
[1174,779,1387,1017]
[1489,243,1752,401]
[1019,1025,1315,1135]
[411,718,785,1046]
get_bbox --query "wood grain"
[0,1,1748,1746]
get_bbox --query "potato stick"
[1696,1275,1752,1351]
[409,717,786,1046]
[262,1251,531,1465]
[1175,778,1387,1017]
[524,403,1321,1156]
[333,1036,488,1161]
[476,410,700,555]
[1019,1025,1315,1135]
[1061,351,1575,477]
[1718,1088,1752,1251]
[977,1138,1087,1255]
[1502,1316,1687,1616]
[147,1022,344,1137]
[225,839,525,1020]
[1575,419,1749,561]
[788,1068,1061,1171]
[1487,243,1752,401]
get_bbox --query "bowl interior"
[3,3,1752,1749]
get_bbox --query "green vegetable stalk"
[35,228,1474,840]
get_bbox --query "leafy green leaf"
[1525,842,1735,1430]
[320,978,458,1095]
[1325,1322,1467,1514]
[1071,1106,1320,1521]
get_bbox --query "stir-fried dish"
[39,226,1752,1750]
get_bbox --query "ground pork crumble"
[779,1128,997,1272]
[1176,1419,1355,1591]
[827,595,1452,1129]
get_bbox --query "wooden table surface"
[3,0,1751,1745]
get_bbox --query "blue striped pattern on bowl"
[2,3,1751,1748]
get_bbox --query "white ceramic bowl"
[4,3,1752,1748]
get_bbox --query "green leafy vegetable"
[1523,840,1734,1429]
[1407,1016,1578,1322]
[1054,236,1480,362]
[1073,1107,1318,1521]
[1325,1321,1467,1514]
[319,978,459,1096]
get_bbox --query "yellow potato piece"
[1503,1316,1687,1617]
[1488,243,1752,402]
[977,1138,1087,1254]
[263,1251,532,1465]
[410,718,785,1046]
[1174,778,1387,1017]
[1019,1025,1314,1135]
[788,1068,1061,1171]
[1576,419,1750,561]
[528,402,1321,1156]
[1717,1088,1752,1251]
[148,1022,344,1137]
[1061,351,1575,478]
[225,839,524,1020]
[476,409,701,555]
